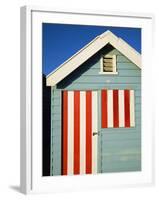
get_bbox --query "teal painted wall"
[50,87,62,175]
[50,46,141,175]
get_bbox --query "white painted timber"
[92,91,98,174]
[130,90,135,127]
[107,90,113,127]
[67,91,74,175]
[46,30,141,86]
[118,90,125,127]
[80,91,86,174]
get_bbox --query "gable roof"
[46,30,141,86]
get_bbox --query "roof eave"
[46,31,141,86]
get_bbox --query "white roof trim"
[46,30,141,86]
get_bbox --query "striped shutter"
[62,90,98,175]
[101,89,135,128]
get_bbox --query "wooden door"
[62,90,98,175]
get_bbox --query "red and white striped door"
[62,90,98,175]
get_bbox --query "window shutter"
[101,89,135,128]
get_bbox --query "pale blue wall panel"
[50,88,62,176]
[50,47,141,175]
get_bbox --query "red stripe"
[113,90,119,128]
[101,90,108,128]
[86,91,92,174]
[74,91,80,174]
[62,91,68,175]
[124,90,130,127]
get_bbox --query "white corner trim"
[113,55,117,72]
[46,30,141,86]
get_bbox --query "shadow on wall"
[42,74,51,176]
[57,44,114,89]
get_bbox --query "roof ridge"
[99,30,117,39]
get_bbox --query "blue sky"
[42,23,141,75]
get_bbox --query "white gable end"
[46,31,141,86]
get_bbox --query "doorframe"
[97,90,102,173]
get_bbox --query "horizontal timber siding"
[50,47,141,175]
[50,88,62,175]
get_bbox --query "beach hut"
[46,30,141,176]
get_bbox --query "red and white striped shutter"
[62,90,98,175]
[101,89,135,128]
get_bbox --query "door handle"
[93,132,99,136]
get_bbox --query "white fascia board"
[101,32,141,68]
[46,31,141,86]
[46,34,110,86]
[112,37,141,69]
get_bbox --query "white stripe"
[80,91,86,174]
[107,90,113,127]
[130,90,135,127]
[119,90,125,127]
[67,91,74,175]
[92,91,98,174]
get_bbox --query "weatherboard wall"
[50,47,141,175]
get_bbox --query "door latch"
[93,132,99,136]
